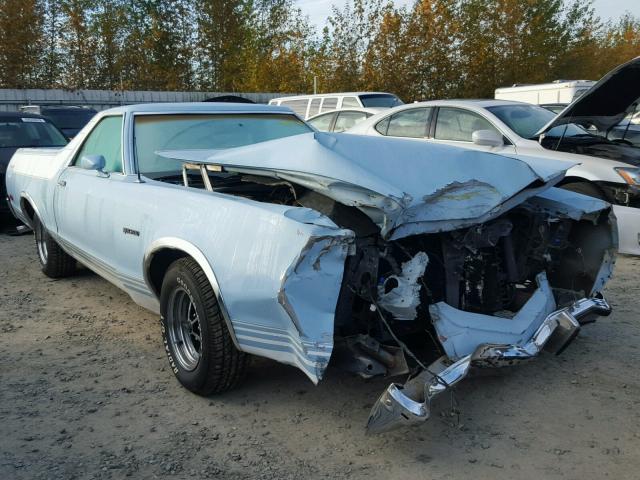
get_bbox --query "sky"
[295,0,640,30]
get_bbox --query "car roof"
[413,99,533,108]
[361,99,538,120]
[39,106,98,112]
[0,111,51,121]
[100,102,295,115]
[307,107,383,120]
[272,92,397,101]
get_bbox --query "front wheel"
[160,257,247,395]
[33,215,76,278]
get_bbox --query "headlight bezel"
[615,167,640,186]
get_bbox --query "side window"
[375,117,390,135]
[341,97,360,108]
[280,99,309,117]
[386,108,430,138]
[308,98,322,117]
[73,115,123,173]
[434,108,498,142]
[321,97,338,113]
[334,111,367,132]
[308,113,335,132]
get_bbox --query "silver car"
[6,102,616,433]
[347,58,640,255]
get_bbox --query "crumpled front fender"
[210,206,354,383]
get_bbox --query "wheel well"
[147,248,189,297]
[20,197,36,224]
[557,177,608,198]
[557,176,599,188]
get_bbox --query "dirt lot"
[1,232,639,480]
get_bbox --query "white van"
[494,80,595,105]
[268,92,403,119]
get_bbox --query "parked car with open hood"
[0,112,67,222]
[348,56,640,255]
[6,103,616,434]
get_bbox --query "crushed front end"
[327,187,616,433]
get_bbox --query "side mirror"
[472,130,504,148]
[78,154,106,172]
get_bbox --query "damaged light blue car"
[5,103,616,433]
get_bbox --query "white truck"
[495,80,595,109]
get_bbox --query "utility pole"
[313,76,317,94]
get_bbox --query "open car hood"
[158,132,576,238]
[538,56,640,135]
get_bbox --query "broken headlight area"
[329,199,615,433]
[599,181,640,208]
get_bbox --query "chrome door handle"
[57,180,66,187]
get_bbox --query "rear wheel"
[33,215,76,278]
[160,257,247,395]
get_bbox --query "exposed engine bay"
[540,133,640,166]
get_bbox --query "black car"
[0,112,68,220]
[20,106,97,138]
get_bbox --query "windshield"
[0,118,67,147]
[44,109,97,129]
[359,94,403,108]
[487,104,589,139]
[135,113,311,176]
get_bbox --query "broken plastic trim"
[377,251,429,321]
[366,295,611,434]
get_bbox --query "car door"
[53,115,128,275]
[429,107,516,154]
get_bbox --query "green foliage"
[0,0,637,96]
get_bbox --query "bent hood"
[538,56,640,134]
[159,132,576,238]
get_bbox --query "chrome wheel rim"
[35,222,48,265]
[167,288,202,371]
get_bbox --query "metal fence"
[0,89,296,111]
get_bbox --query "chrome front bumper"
[366,295,611,434]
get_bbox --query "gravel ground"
[1,232,639,480]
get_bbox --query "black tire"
[33,215,76,278]
[160,257,247,395]
[560,182,606,200]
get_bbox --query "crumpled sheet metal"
[430,272,557,360]
[188,201,354,384]
[157,132,574,238]
[526,187,610,221]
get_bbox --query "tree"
[0,0,44,88]
[405,0,462,100]
[362,8,412,99]
[324,0,388,92]
[600,14,640,76]
[41,0,64,87]
[59,0,97,89]
[195,0,252,91]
